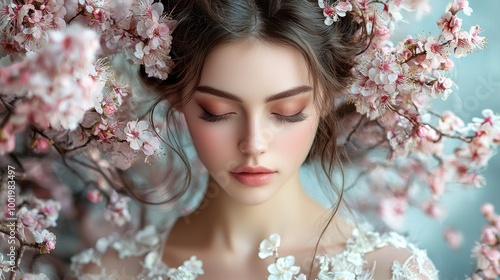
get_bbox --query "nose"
[238,119,270,156]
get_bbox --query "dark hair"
[141,0,368,274]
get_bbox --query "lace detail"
[70,224,438,279]
[391,248,439,280]
[70,225,172,279]
[313,226,438,280]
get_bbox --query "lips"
[230,165,276,186]
[231,165,275,174]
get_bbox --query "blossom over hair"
[318,0,353,25]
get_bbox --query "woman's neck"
[168,172,330,257]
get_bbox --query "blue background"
[398,1,500,279]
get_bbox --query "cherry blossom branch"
[344,115,364,145]
[9,245,26,280]
[470,204,500,279]
[0,225,37,280]
[67,10,85,24]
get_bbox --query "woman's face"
[180,40,321,205]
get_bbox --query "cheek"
[270,119,319,162]
[185,117,236,169]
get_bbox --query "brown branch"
[344,115,364,145]
[9,245,26,280]
[0,225,38,280]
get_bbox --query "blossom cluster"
[0,0,167,163]
[0,187,60,279]
[0,0,171,278]
[470,204,500,279]
[70,0,175,79]
[70,225,204,279]
[348,108,500,232]
[0,0,165,227]
[319,0,500,274]
[258,233,361,280]
[331,0,498,250]
[166,256,204,280]
[16,197,60,250]
[318,0,353,25]
[349,0,485,120]
[258,234,307,280]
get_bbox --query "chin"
[218,178,284,206]
[228,192,273,206]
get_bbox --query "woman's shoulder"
[320,223,439,280]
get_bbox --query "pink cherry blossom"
[0,24,101,131]
[32,137,52,153]
[104,190,131,226]
[87,190,103,203]
[368,55,400,87]
[447,0,473,16]
[454,30,475,58]
[415,125,443,155]
[335,1,352,17]
[406,0,431,19]
[437,11,462,41]
[471,204,500,278]
[386,0,412,22]
[318,1,352,25]
[428,165,447,196]
[128,0,174,79]
[15,198,61,233]
[431,71,454,100]
[438,111,465,135]
[480,227,497,246]
[457,172,486,188]
[17,207,40,231]
[124,120,161,156]
[92,121,114,142]
[470,109,500,143]
[378,194,408,230]
[424,36,449,65]
[481,204,495,219]
[444,228,463,250]
[422,200,446,221]
[469,25,486,50]
[33,229,57,254]
[441,58,454,71]
[14,99,51,130]
[1,0,67,52]
[473,245,500,278]
[38,199,59,218]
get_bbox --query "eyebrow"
[194,85,313,103]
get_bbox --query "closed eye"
[272,111,308,123]
[198,106,308,123]
[198,107,234,122]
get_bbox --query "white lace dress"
[70,224,439,280]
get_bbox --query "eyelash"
[198,108,308,123]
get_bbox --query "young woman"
[71,0,438,278]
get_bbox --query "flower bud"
[32,137,51,153]
[87,190,103,203]
[481,203,495,218]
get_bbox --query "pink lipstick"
[230,166,276,186]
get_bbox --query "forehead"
[198,40,311,98]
